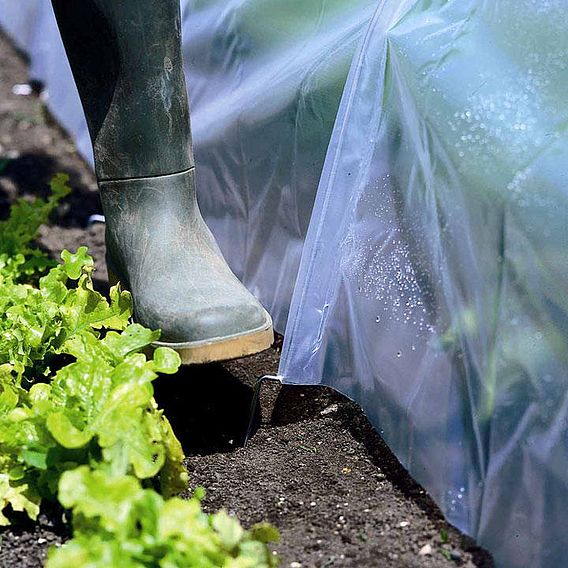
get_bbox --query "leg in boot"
[51,0,273,363]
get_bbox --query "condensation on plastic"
[2,2,568,567]
[281,2,568,567]
[0,0,377,333]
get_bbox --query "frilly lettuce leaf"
[0,474,40,526]
[0,331,186,514]
[47,468,279,568]
[1,246,132,382]
[0,246,186,521]
[0,173,71,281]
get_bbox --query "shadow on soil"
[156,368,453,521]
[156,371,450,523]
[153,364,261,456]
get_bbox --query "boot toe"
[136,294,270,345]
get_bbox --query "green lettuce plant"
[0,173,70,282]
[47,468,279,568]
[0,175,279,567]
[0,246,187,524]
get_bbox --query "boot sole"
[108,269,274,364]
[153,320,274,365]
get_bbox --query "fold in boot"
[102,169,273,364]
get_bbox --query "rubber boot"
[51,0,273,363]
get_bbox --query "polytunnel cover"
[1,1,568,567]
[281,2,568,567]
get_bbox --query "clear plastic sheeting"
[2,1,568,567]
[281,1,568,567]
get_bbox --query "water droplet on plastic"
[396,351,402,358]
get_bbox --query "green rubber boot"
[52,0,273,363]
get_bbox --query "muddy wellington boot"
[51,0,273,363]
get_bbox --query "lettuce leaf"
[0,173,71,281]
[47,468,279,568]
[0,247,132,382]
[0,245,186,520]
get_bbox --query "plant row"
[0,175,278,567]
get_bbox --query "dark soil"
[0,30,494,568]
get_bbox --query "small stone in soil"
[320,404,339,415]
[419,544,433,556]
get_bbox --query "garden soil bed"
[0,30,494,568]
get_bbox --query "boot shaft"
[51,0,194,181]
